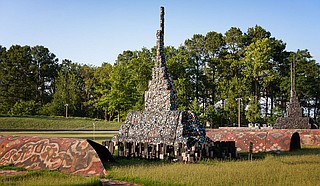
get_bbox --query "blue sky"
[1,0,319,66]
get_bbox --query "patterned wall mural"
[0,135,108,176]
[206,128,320,153]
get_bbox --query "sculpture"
[275,56,310,129]
[113,7,207,147]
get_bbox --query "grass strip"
[0,116,122,130]
[106,148,320,186]
[0,169,102,186]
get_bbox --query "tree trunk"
[109,112,114,122]
[212,70,215,105]
[265,90,268,118]
[314,96,318,121]
[270,94,274,116]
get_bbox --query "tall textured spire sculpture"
[287,56,303,117]
[156,6,165,68]
[113,7,207,146]
[275,56,310,129]
[144,7,177,112]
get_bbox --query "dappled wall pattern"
[0,135,107,175]
[206,128,320,153]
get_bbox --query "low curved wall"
[0,135,110,175]
[206,128,320,153]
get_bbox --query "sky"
[1,0,319,66]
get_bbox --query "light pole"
[93,122,96,140]
[64,104,69,118]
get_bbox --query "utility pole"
[237,98,241,127]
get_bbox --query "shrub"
[9,100,40,116]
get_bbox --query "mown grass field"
[0,116,122,130]
[1,148,319,186]
[105,148,320,186]
[0,164,101,186]
[0,116,121,143]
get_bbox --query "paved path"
[100,179,141,186]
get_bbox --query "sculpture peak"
[156,6,165,67]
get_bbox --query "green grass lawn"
[0,116,120,143]
[0,116,122,130]
[105,148,320,186]
[0,164,101,186]
[0,148,320,186]
[1,148,319,186]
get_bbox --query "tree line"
[0,25,319,127]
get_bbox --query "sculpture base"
[113,110,208,147]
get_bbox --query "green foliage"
[190,98,201,116]
[0,45,58,115]
[0,25,319,126]
[167,46,193,109]
[46,60,83,116]
[9,100,40,116]
[246,96,261,123]
[204,104,229,128]
[85,63,113,120]
[107,61,138,122]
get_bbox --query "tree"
[246,95,260,123]
[44,60,81,116]
[204,31,225,106]
[86,63,113,120]
[126,48,153,110]
[242,38,274,98]
[166,46,193,110]
[184,34,207,103]
[213,27,246,125]
[245,25,271,44]
[0,45,59,115]
[0,46,8,113]
[0,45,35,114]
[107,62,137,122]
[31,45,59,105]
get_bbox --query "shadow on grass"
[104,157,170,171]
[105,147,320,167]
[0,164,26,171]
[237,147,320,161]
[103,147,320,171]
[279,147,320,156]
